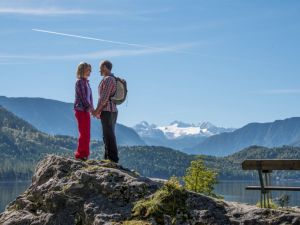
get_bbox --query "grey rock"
[1,154,300,225]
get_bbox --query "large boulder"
[0,155,299,225]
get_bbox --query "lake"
[214,180,300,206]
[0,181,31,213]
[1,180,300,212]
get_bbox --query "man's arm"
[94,77,114,115]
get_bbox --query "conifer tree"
[183,157,218,197]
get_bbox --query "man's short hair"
[101,60,113,71]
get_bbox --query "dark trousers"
[101,111,119,163]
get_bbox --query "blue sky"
[1,0,300,128]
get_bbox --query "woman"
[74,62,93,161]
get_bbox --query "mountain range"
[0,96,144,146]
[133,121,234,152]
[0,105,82,180]
[1,105,300,182]
[0,105,192,180]
[188,117,300,156]
[2,96,300,157]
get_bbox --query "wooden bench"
[242,159,300,208]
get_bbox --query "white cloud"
[46,48,174,60]
[0,44,191,61]
[0,7,91,15]
[0,7,171,17]
[0,62,32,65]
[1,29,199,61]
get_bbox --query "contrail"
[33,29,167,50]
[32,28,196,55]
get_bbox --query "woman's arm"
[76,80,93,111]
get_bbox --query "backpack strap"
[109,74,117,111]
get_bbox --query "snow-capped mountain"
[133,121,235,153]
[156,121,234,139]
[158,121,214,139]
[133,121,166,138]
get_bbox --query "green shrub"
[132,176,188,224]
[183,157,220,198]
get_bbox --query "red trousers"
[74,110,90,159]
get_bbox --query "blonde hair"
[76,62,90,79]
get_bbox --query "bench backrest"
[242,159,300,170]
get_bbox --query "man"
[93,60,119,163]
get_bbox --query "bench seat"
[246,186,300,191]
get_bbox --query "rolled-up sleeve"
[98,77,114,108]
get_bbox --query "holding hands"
[91,109,101,119]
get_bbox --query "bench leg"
[267,173,272,207]
[258,169,266,208]
[269,173,272,200]
[258,169,273,208]
[264,173,270,208]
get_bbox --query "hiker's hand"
[96,111,102,119]
[91,110,97,117]
[91,110,101,119]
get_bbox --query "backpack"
[110,76,127,105]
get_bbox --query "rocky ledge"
[0,155,300,225]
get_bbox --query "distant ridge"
[0,96,145,146]
[188,117,300,156]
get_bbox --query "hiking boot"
[75,157,88,162]
[117,164,131,172]
[100,158,118,163]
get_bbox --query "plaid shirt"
[98,74,117,112]
[74,79,93,112]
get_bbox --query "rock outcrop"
[0,155,300,225]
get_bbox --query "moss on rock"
[120,220,152,225]
[132,177,188,224]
